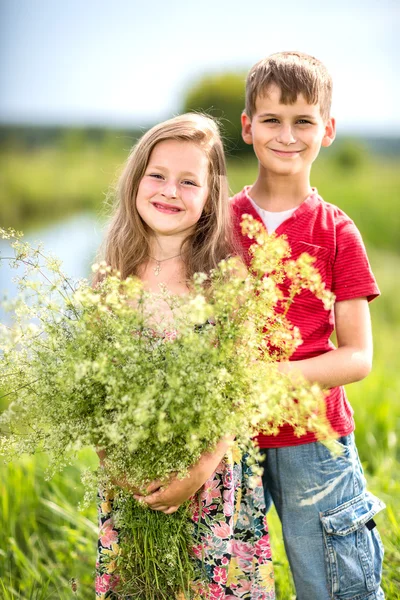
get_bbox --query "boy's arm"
[280,297,373,388]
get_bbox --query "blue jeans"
[259,434,385,600]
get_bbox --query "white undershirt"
[249,197,297,233]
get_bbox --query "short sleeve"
[332,218,380,303]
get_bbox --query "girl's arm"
[280,297,373,388]
[135,436,235,514]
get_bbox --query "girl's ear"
[241,112,253,145]
[322,117,336,148]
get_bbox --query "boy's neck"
[249,170,313,212]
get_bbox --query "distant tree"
[331,139,367,171]
[182,72,251,156]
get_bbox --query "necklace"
[148,253,181,276]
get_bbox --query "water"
[0,212,105,323]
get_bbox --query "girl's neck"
[148,234,184,261]
[140,258,189,296]
[138,234,189,296]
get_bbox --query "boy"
[231,51,385,600]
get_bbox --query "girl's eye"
[149,173,164,179]
[182,180,197,186]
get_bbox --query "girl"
[94,113,275,599]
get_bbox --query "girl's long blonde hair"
[95,113,234,283]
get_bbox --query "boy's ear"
[322,117,336,147]
[241,112,253,145]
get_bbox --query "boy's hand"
[279,297,373,388]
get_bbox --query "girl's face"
[136,139,210,238]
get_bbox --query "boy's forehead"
[254,84,322,117]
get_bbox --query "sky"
[0,0,399,135]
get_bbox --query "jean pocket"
[320,491,385,599]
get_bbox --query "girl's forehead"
[147,139,209,174]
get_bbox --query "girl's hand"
[134,470,203,514]
[134,436,234,514]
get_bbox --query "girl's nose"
[161,181,177,199]
[276,125,296,146]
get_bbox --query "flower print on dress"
[200,477,221,506]
[95,448,275,599]
[95,573,118,594]
[255,535,272,561]
[211,520,232,539]
[99,518,118,548]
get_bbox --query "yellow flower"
[103,489,115,501]
[101,501,112,514]
[105,560,117,574]
[258,562,275,590]
[226,556,245,586]
[233,487,242,526]
[101,542,119,560]
[231,443,242,465]
[111,542,120,555]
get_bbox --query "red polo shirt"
[231,186,380,448]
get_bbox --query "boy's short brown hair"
[245,51,333,121]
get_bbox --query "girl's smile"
[136,139,209,238]
[151,201,184,214]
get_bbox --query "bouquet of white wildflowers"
[0,216,335,599]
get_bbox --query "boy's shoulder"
[231,185,379,303]
[230,185,360,240]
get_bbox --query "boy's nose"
[276,125,296,146]
[161,182,177,199]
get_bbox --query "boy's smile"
[242,84,335,179]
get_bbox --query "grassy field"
[0,144,399,597]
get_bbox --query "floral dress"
[96,444,275,599]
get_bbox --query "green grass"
[0,453,98,598]
[1,150,400,597]
[0,144,126,231]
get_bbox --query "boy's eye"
[297,120,312,125]
[263,118,279,124]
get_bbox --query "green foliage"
[0,451,97,598]
[182,72,249,155]
[329,138,367,171]
[0,142,126,230]
[1,152,399,597]
[0,223,333,598]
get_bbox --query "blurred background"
[0,0,399,597]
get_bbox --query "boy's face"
[241,84,335,177]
